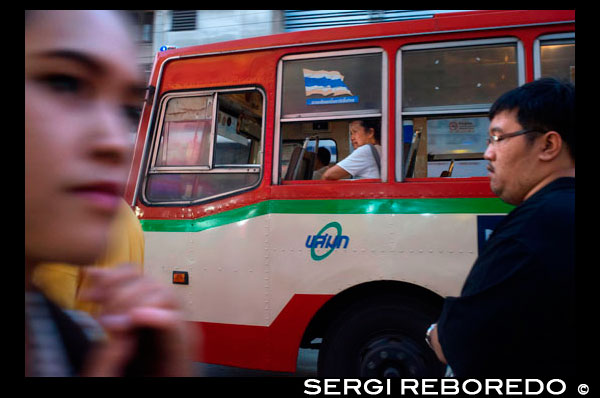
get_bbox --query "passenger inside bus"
[321,119,381,180]
[312,147,332,180]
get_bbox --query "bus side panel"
[141,198,509,371]
[268,212,479,314]
[142,201,499,325]
[143,218,271,326]
[194,294,332,371]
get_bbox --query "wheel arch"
[299,280,445,349]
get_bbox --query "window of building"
[398,38,524,180]
[141,11,154,42]
[171,10,197,31]
[144,88,264,204]
[277,49,386,182]
[124,10,154,43]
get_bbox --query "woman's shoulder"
[353,144,372,155]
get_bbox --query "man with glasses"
[425,78,575,378]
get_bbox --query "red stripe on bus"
[192,294,333,372]
[135,178,496,220]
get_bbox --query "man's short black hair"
[489,77,575,160]
[316,146,331,166]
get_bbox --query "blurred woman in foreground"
[25,10,192,376]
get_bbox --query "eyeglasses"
[486,129,540,146]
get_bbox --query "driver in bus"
[321,119,381,180]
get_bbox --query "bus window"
[403,116,489,178]
[144,88,263,204]
[155,96,213,167]
[281,119,381,181]
[402,43,518,111]
[280,123,341,180]
[216,91,262,165]
[535,33,575,84]
[278,49,385,182]
[306,139,337,163]
[281,138,337,178]
[399,38,523,179]
[281,51,382,118]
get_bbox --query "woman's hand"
[78,265,195,376]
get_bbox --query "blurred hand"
[78,265,194,376]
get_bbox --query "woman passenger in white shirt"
[322,119,381,180]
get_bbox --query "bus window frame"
[274,47,388,184]
[141,86,266,206]
[533,32,575,80]
[396,37,526,181]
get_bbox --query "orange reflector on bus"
[172,271,189,285]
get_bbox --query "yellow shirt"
[32,199,144,314]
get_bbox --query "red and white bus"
[125,10,575,377]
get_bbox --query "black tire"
[317,293,445,378]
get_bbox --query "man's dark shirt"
[437,177,575,378]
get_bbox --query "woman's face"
[349,121,375,149]
[25,11,144,266]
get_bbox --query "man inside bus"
[321,119,381,180]
[425,78,575,378]
[312,147,332,180]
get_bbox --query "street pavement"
[192,348,318,377]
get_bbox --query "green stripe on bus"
[140,198,513,233]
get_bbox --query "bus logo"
[305,221,350,261]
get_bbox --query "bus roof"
[155,10,574,61]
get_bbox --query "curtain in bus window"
[282,53,382,117]
[156,96,213,167]
[402,45,518,109]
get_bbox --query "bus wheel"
[317,296,444,378]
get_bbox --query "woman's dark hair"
[352,118,381,143]
[489,77,575,160]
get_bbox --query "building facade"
[129,10,285,82]
[128,10,471,83]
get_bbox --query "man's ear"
[538,131,563,162]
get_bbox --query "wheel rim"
[359,333,428,378]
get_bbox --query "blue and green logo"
[305,221,350,261]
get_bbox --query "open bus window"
[280,119,381,181]
[280,121,344,181]
[216,91,262,165]
[281,137,337,180]
[145,89,263,204]
[402,117,489,179]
